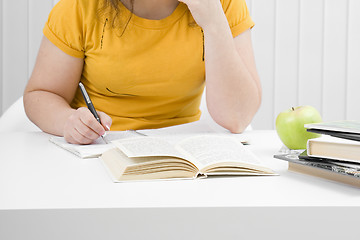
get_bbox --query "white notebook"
[49,131,141,158]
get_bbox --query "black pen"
[78,82,108,144]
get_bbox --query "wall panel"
[251,0,276,130]
[273,0,300,120]
[322,0,348,121]
[28,0,53,76]
[246,0,252,15]
[2,0,29,111]
[346,0,360,120]
[0,0,3,114]
[298,0,324,112]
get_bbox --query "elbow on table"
[227,95,261,133]
[23,92,32,119]
[212,113,252,134]
[210,103,260,134]
[225,119,250,134]
[214,104,260,134]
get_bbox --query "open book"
[49,121,249,158]
[100,134,276,182]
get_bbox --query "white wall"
[1,0,59,114]
[1,0,360,129]
[249,0,360,129]
[0,0,3,114]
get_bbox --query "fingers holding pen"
[98,111,112,131]
[78,108,106,135]
[67,130,94,145]
[64,107,107,144]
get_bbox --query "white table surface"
[1,130,359,240]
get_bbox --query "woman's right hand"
[63,107,112,144]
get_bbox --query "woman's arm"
[204,29,261,133]
[179,0,261,133]
[24,36,112,144]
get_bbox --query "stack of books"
[274,120,360,188]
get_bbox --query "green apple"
[276,106,322,150]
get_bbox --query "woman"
[24,0,261,144]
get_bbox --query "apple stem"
[292,107,295,111]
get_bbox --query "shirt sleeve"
[43,0,85,58]
[221,0,255,37]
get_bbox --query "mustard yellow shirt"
[43,0,254,131]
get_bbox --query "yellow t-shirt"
[43,0,254,131]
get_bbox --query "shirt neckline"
[118,2,188,29]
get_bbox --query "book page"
[138,121,216,135]
[137,121,249,144]
[111,137,188,160]
[176,135,262,170]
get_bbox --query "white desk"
[0,130,359,240]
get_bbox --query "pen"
[78,82,109,144]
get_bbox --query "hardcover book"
[305,120,360,141]
[304,120,360,134]
[307,136,360,163]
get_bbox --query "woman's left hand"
[178,0,225,30]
